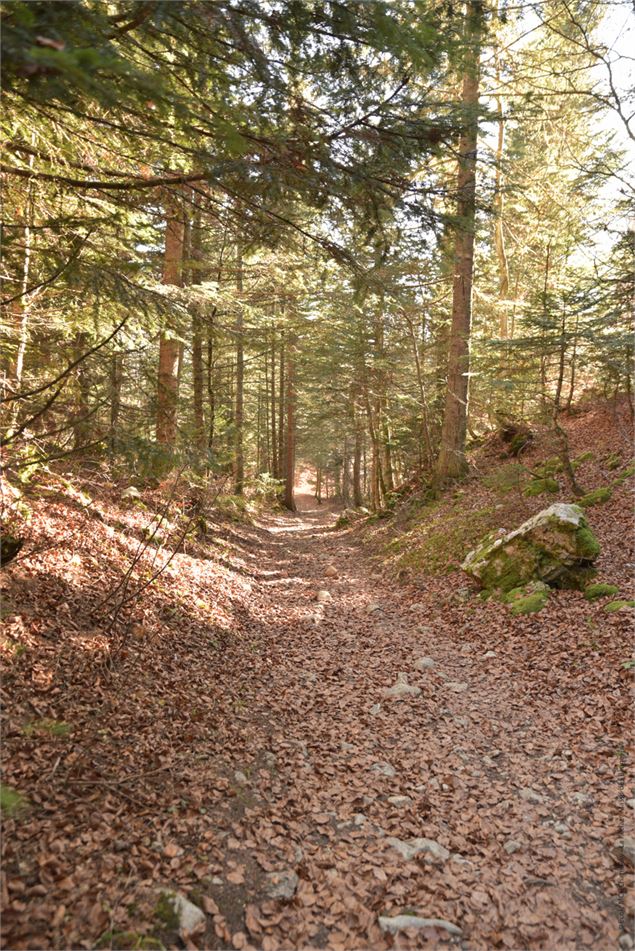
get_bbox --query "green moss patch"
[605,452,622,471]
[23,718,71,738]
[523,477,559,497]
[0,784,29,817]
[578,487,612,508]
[502,581,550,616]
[613,464,635,485]
[534,456,563,477]
[154,894,180,931]
[584,583,619,601]
[605,599,635,613]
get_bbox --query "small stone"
[416,624,433,635]
[379,915,462,936]
[387,795,412,807]
[160,891,206,938]
[324,564,338,578]
[409,602,426,612]
[386,836,450,863]
[615,836,635,869]
[554,821,570,835]
[504,840,522,855]
[382,678,422,699]
[619,933,634,950]
[353,813,367,826]
[369,703,382,716]
[371,762,396,778]
[519,787,544,804]
[414,656,435,670]
[122,486,141,500]
[445,681,468,693]
[234,771,248,785]
[368,602,383,613]
[571,791,593,806]
[626,799,635,810]
[316,590,332,603]
[266,869,299,900]
[263,752,276,768]
[482,651,497,658]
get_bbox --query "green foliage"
[0,784,29,817]
[503,582,550,615]
[605,600,635,613]
[523,477,559,497]
[154,894,179,931]
[584,583,619,601]
[578,487,612,508]
[23,718,71,738]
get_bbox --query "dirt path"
[200,494,627,950]
[2,489,629,950]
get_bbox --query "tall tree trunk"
[435,0,482,484]
[190,203,206,458]
[234,244,245,494]
[353,417,363,507]
[278,331,285,481]
[109,351,123,454]
[283,332,296,512]
[270,326,278,478]
[73,331,90,451]
[156,192,185,446]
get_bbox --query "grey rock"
[266,869,299,900]
[379,915,461,936]
[445,681,468,693]
[369,703,382,716]
[553,821,570,835]
[414,656,435,670]
[160,891,206,938]
[503,840,522,855]
[316,590,332,603]
[386,836,450,863]
[371,761,396,778]
[234,770,248,785]
[570,791,593,807]
[122,486,141,501]
[383,673,421,699]
[387,795,412,807]
[626,798,635,810]
[519,787,544,804]
[482,651,497,658]
[619,933,634,950]
[616,836,635,869]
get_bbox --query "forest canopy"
[1,0,633,507]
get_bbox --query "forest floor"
[1,403,634,951]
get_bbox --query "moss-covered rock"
[584,583,619,601]
[462,503,600,594]
[523,477,559,497]
[502,581,550,615]
[604,599,635,613]
[578,486,612,507]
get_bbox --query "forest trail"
[2,475,628,951]
[193,497,625,950]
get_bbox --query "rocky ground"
[1,406,634,950]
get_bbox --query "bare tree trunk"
[278,331,285,481]
[109,351,123,454]
[190,203,206,457]
[234,244,245,494]
[283,332,296,512]
[156,192,184,446]
[270,326,278,478]
[353,420,363,507]
[73,331,90,451]
[435,0,482,484]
